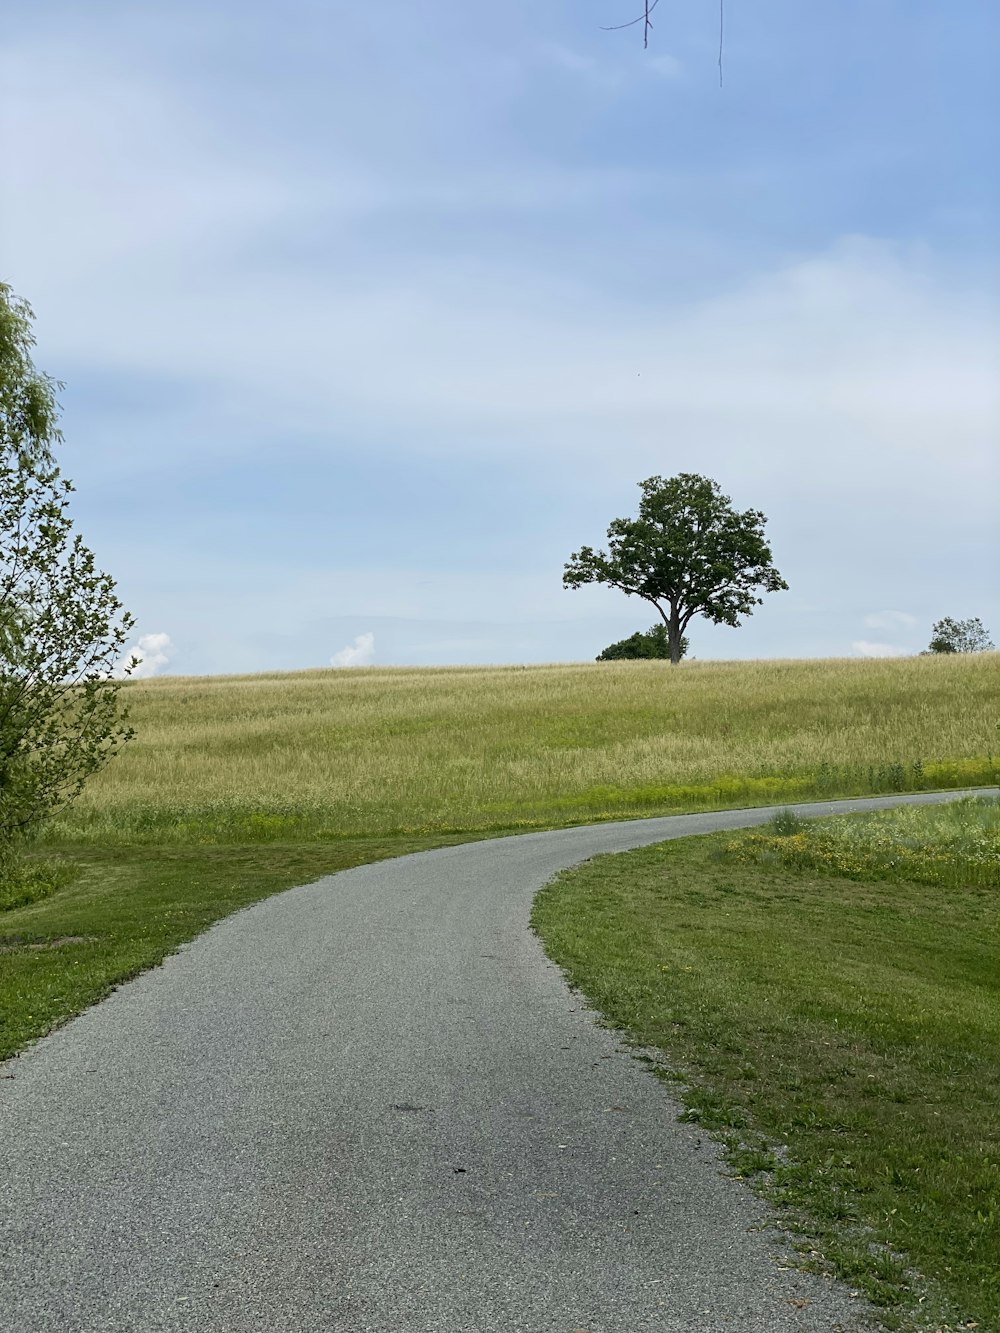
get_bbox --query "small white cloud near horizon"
[330,632,375,668]
[117,631,173,678]
[863,611,918,631]
[851,639,907,658]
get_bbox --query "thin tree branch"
[718,0,724,87]
[601,0,725,80]
[600,0,660,49]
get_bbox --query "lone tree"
[597,623,688,661]
[925,617,994,655]
[0,283,134,858]
[564,472,787,665]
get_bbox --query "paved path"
[2,791,992,1332]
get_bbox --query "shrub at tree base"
[596,623,688,661]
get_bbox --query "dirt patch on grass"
[0,935,94,953]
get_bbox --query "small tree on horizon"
[564,473,787,664]
[596,623,688,661]
[924,616,994,655]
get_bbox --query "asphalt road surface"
[2,790,991,1333]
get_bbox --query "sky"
[3,0,998,676]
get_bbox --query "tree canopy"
[0,283,134,855]
[564,472,787,664]
[925,617,994,655]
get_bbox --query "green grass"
[0,855,73,912]
[730,796,1000,889]
[531,797,1000,1332]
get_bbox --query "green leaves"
[0,283,62,466]
[564,472,787,663]
[596,623,688,661]
[926,616,994,655]
[0,284,134,853]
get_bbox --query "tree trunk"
[668,607,682,665]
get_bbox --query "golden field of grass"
[47,652,999,843]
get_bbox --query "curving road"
[1,790,992,1333]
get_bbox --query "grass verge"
[531,798,1000,1333]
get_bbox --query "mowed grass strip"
[531,798,1000,1332]
[43,653,999,843]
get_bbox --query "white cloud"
[330,632,375,667]
[863,611,918,631]
[851,640,906,658]
[117,631,173,678]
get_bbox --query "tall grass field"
[45,651,999,844]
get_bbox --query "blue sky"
[3,0,998,675]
